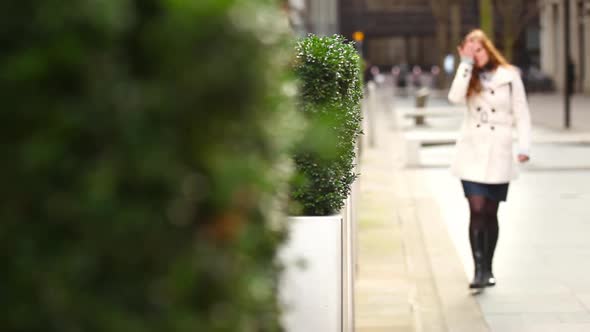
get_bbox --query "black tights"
[468,195,499,261]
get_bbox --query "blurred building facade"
[340,0,457,68]
[288,0,590,93]
[287,0,339,36]
[539,0,590,93]
[339,1,541,72]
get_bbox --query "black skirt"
[461,180,509,202]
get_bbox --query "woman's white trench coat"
[448,62,532,184]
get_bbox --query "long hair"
[464,29,510,97]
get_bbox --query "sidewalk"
[355,87,590,331]
[354,89,489,332]
[412,93,590,331]
[528,93,590,131]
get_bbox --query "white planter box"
[279,215,343,332]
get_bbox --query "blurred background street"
[283,0,590,330]
[354,79,590,331]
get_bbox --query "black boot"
[469,229,486,289]
[482,227,498,287]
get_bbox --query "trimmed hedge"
[0,1,298,331]
[290,35,363,216]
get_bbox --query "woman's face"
[471,40,490,68]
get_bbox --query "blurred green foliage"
[289,35,363,216]
[0,0,299,331]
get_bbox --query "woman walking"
[448,29,532,289]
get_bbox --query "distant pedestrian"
[448,29,532,289]
[363,61,374,84]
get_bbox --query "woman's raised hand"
[458,41,475,59]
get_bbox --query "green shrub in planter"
[0,1,298,331]
[290,35,363,216]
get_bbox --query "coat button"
[477,124,481,128]
[491,126,495,130]
[490,90,495,95]
[491,108,496,113]
[476,107,481,112]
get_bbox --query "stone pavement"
[527,93,590,131]
[411,92,590,332]
[355,86,590,332]
[354,89,489,332]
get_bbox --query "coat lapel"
[488,66,514,89]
